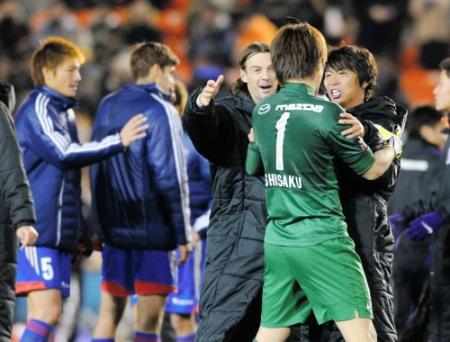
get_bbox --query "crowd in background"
[1,0,449,341]
[1,0,449,114]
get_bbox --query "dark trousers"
[224,294,261,342]
[393,231,430,337]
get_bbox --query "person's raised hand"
[120,114,149,147]
[339,112,365,138]
[196,75,224,107]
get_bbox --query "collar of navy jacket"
[38,86,77,111]
[127,82,173,102]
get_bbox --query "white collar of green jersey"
[283,82,315,96]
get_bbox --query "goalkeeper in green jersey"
[246,23,398,342]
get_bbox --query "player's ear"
[240,69,248,84]
[42,66,55,84]
[148,64,162,82]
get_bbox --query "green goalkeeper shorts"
[261,237,373,328]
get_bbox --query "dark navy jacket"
[90,83,190,250]
[14,86,124,251]
[388,137,442,215]
[0,83,35,340]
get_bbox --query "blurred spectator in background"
[390,57,450,342]
[0,0,442,116]
[258,0,325,29]
[31,0,80,44]
[0,1,33,94]
[232,11,278,59]
[322,0,351,45]
[389,106,446,217]
[389,105,446,338]
[354,0,408,62]
[187,3,234,68]
[123,0,162,44]
[0,1,30,60]
[408,0,450,70]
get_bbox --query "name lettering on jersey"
[265,173,302,190]
[275,103,324,113]
[258,104,271,115]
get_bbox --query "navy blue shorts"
[101,244,176,297]
[16,246,71,297]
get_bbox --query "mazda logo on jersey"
[258,103,271,115]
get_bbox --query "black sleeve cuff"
[13,220,36,231]
[362,120,384,152]
[186,88,214,115]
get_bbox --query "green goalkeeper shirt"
[246,82,375,246]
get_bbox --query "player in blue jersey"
[90,42,191,342]
[14,37,148,342]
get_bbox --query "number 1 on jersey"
[276,112,291,171]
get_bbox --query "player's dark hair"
[271,22,327,84]
[325,45,378,100]
[31,37,85,87]
[130,42,179,81]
